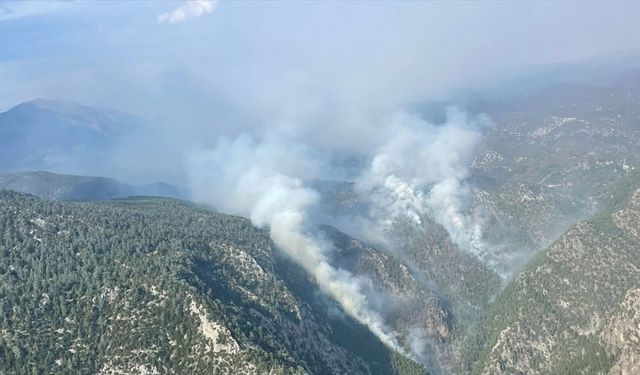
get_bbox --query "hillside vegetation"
[0,191,424,374]
[0,171,189,201]
[459,177,640,374]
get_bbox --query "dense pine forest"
[0,191,424,374]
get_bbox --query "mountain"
[0,191,424,374]
[435,73,640,374]
[0,98,144,174]
[312,183,504,372]
[459,172,640,375]
[0,171,190,201]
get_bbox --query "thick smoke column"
[185,108,496,364]
[187,135,406,354]
[356,110,490,262]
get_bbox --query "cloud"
[158,0,218,24]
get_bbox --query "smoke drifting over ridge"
[187,108,493,361]
[187,135,408,356]
[355,110,492,265]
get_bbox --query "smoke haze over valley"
[3,1,640,374]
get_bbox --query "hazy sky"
[2,0,640,141]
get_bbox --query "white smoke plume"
[186,134,408,355]
[186,108,497,363]
[356,109,491,263]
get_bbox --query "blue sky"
[2,0,640,135]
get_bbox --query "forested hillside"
[458,174,640,374]
[0,191,424,374]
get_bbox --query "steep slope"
[0,191,424,374]
[386,218,502,373]
[315,185,502,373]
[325,225,455,371]
[314,181,502,317]
[0,171,189,201]
[462,177,640,375]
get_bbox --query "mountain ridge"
[458,174,640,374]
[0,98,147,175]
[0,171,190,201]
[0,190,426,374]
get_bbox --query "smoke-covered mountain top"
[5,98,144,135]
[0,98,177,183]
[0,171,190,201]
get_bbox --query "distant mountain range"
[0,171,190,201]
[0,98,146,175]
[0,98,189,200]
